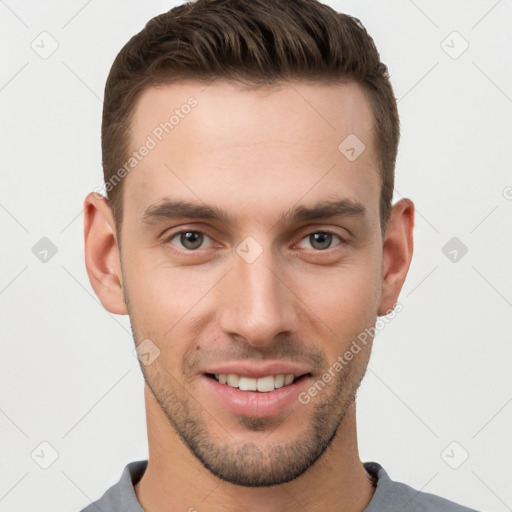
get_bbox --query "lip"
[201,373,312,418]
[202,361,311,379]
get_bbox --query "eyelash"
[163,229,346,252]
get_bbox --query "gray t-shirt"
[79,460,479,512]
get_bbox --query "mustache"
[184,335,328,373]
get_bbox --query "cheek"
[122,247,223,340]
[298,257,381,348]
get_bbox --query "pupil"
[181,231,203,249]
[311,232,331,250]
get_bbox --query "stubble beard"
[138,343,370,487]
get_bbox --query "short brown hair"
[102,0,399,234]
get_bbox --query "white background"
[1,1,511,511]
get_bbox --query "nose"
[217,246,297,348]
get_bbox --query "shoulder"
[364,462,480,512]
[77,460,148,512]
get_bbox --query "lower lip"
[202,375,311,418]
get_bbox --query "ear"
[83,192,127,315]
[378,198,414,316]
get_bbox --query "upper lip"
[202,361,311,379]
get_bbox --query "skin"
[84,80,414,512]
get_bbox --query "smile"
[208,373,300,392]
[203,372,312,418]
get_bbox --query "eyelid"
[297,224,349,241]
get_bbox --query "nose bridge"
[218,243,292,346]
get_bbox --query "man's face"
[120,80,384,486]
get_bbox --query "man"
[81,0,479,510]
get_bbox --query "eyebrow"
[142,198,366,227]
[277,199,366,228]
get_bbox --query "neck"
[135,384,375,512]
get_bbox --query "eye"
[168,231,213,251]
[297,231,343,251]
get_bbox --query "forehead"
[132,79,374,151]
[124,79,380,227]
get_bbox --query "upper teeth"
[214,374,295,392]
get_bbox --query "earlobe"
[378,198,415,316]
[83,192,128,315]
